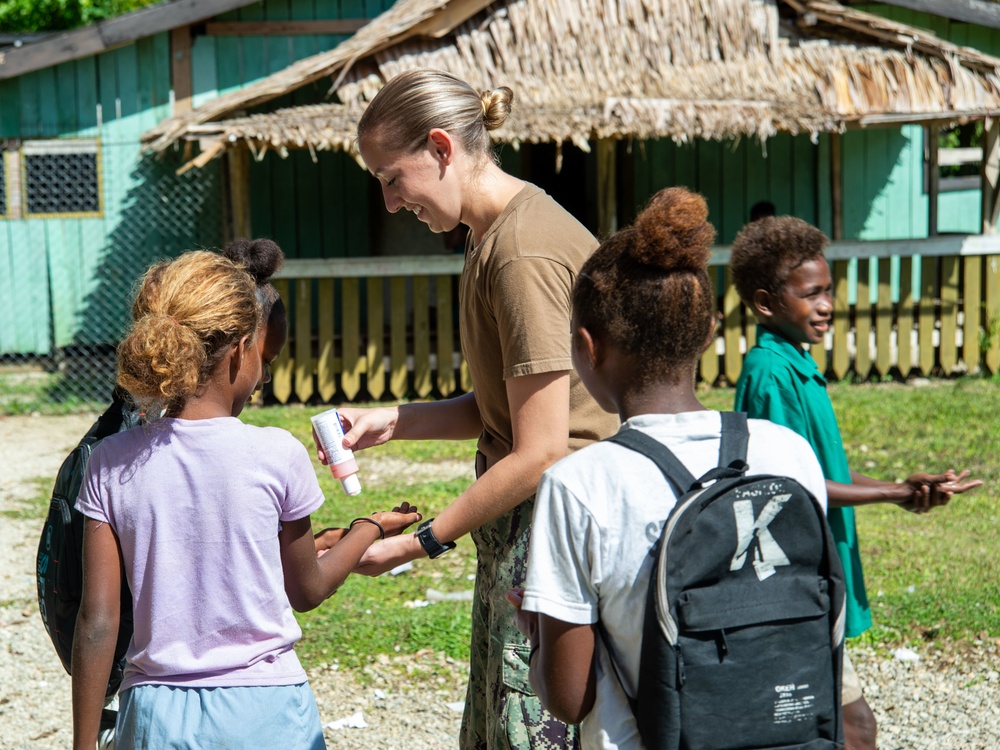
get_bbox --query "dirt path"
[1,412,997,749]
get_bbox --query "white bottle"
[310,409,362,496]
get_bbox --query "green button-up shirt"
[734,326,872,638]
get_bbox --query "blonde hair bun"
[480,87,514,131]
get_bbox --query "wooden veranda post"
[226,147,252,241]
[597,138,617,238]
[982,118,1000,234]
[170,26,193,115]
[983,118,1000,373]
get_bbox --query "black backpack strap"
[605,429,697,496]
[718,411,749,468]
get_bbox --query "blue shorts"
[117,682,325,749]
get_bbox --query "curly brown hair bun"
[573,187,717,384]
[629,187,715,273]
[222,237,287,324]
[117,251,260,415]
[222,237,285,284]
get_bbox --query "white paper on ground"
[326,710,369,730]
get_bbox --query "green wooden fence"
[268,235,1000,404]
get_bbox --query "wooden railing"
[269,236,1000,404]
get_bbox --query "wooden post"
[3,145,22,220]
[226,147,252,241]
[831,133,843,241]
[927,125,939,237]
[597,138,617,239]
[982,118,1000,234]
[170,26,192,116]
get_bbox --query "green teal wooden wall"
[187,0,397,259]
[844,3,1000,239]
[0,0,395,357]
[631,134,825,244]
[0,34,212,357]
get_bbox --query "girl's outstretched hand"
[371,502,421,537]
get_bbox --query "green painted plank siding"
[2,221,51,353]
[230,0,397,259]
[2,32,222,356]
[632,135,819,244]
[191,36,219,108]
[857,5,1000,234]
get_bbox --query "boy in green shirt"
[730,216,981,750]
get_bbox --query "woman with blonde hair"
[314,69,619,748]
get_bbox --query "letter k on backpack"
[602,412,846,750]
[36,390,139,698]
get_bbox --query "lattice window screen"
[23,140,101,215]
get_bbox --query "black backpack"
[36,390,139,698]
[601,412,845,750]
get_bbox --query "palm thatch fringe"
[146,0,1000,169]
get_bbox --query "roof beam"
[852,0,1000,30]
[0,0,257,80]
[204,20,368,36]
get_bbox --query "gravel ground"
[1,412,998,749]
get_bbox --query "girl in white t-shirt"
[71,246,421,750]
[507,187,828,750]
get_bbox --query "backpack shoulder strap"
[718,411,749,468]
[605,412,751,493]
[604,429,697,495]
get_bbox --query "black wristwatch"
[416,519,456,559]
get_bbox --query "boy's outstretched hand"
[901,470,982,514]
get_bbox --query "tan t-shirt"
[459,183,620,471]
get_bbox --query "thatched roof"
[143,0,1000,169]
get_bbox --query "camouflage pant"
[459,487,580,750]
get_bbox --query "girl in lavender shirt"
[71,247,420,750]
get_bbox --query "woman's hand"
[352,533,423,576]
[338,406,401,451]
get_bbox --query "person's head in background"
[222,238,288,391]
[570,187,717,419]
[356,69,515,238]
[730,216,832,346]
[749,200,776,223]
[118,251,265,418]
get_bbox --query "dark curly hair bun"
[222,238,285,285]
[630,187,715,273]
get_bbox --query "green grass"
[15,382,1000,675]
[0,368,106,415]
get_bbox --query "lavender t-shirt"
[76,417,325,691]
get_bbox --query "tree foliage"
[0,0,159,33]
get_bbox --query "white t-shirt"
[76,417,325,691]
[522,411,828,750]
